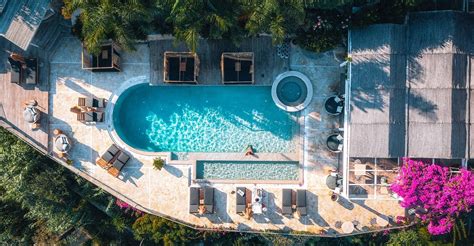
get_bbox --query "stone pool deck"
[44,35,405,235]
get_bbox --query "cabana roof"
[221,52,254,84]
[348,11,474,159]
[82,43,121,72]
[163,52,199,83]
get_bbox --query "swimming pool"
[195,160,300,181]
[113,84,299,153]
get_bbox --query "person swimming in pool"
[245,145,254,156]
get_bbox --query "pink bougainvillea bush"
[391,158,474,235]
[116,199,143,216]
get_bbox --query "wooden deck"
[150,36,289,85]
[0,73,49,150]
[0,37,50,150]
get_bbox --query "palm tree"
[245,0,305,44]
[62,0,153,55]
[169,0,243,52]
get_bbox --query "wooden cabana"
[82,43,121,72]
[221,52,254,84]
[163,52,199,83]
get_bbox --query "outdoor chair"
[24,58,38,85]
[77,112,93,122]
[189,187,200,214]
[296,190,307,216]
[236,187,246,214]
[96,144,121,169]
[78,97,106,108]
[7,57,21,84]
[77,112,103,122]
[203,187,215,213]
[108,151,131,177]
[282,189,293,216]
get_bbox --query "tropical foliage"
[391,158,474,235]
[62,0,467,54]
[62,0,155,54]
[0,127,136,244]
[153,157,165,170]
[245,0,305,44]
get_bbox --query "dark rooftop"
[0,0,51,50]
[349,11,474,159]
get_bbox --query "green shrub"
[294,10,350,53]
[153,158,165,170]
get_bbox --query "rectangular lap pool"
[195,160,300,181]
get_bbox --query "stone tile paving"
[48,36,404,235]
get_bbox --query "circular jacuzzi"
[271,71,313,112]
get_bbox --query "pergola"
[221,52,254,84]
[163,52,200,83]
[82,43,121,72]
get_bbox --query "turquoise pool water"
[113,84,298,153]
[196,160,300,180]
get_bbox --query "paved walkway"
[47,36,404,235]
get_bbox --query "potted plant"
[330,192,339,202]
[153,157,165,170]
[65,159,73,165]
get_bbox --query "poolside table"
[251,188,264,214]
[341,221,355,233]
[324,95,344,115]
[327,134,343,152]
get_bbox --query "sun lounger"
[77,112,90,122]
[85,97,94,107]
[24,58,38,85]
[78,97,86,106]
[94,112,104,122]
[189,187,200,214]
[282,189,293,215]
[203,187,215,213]
[296,190,307,216]
[77,112,103,122]
[93,98,106,108]
[96,144,120,169]
[108,151,130,177]
[236,187,246,214]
